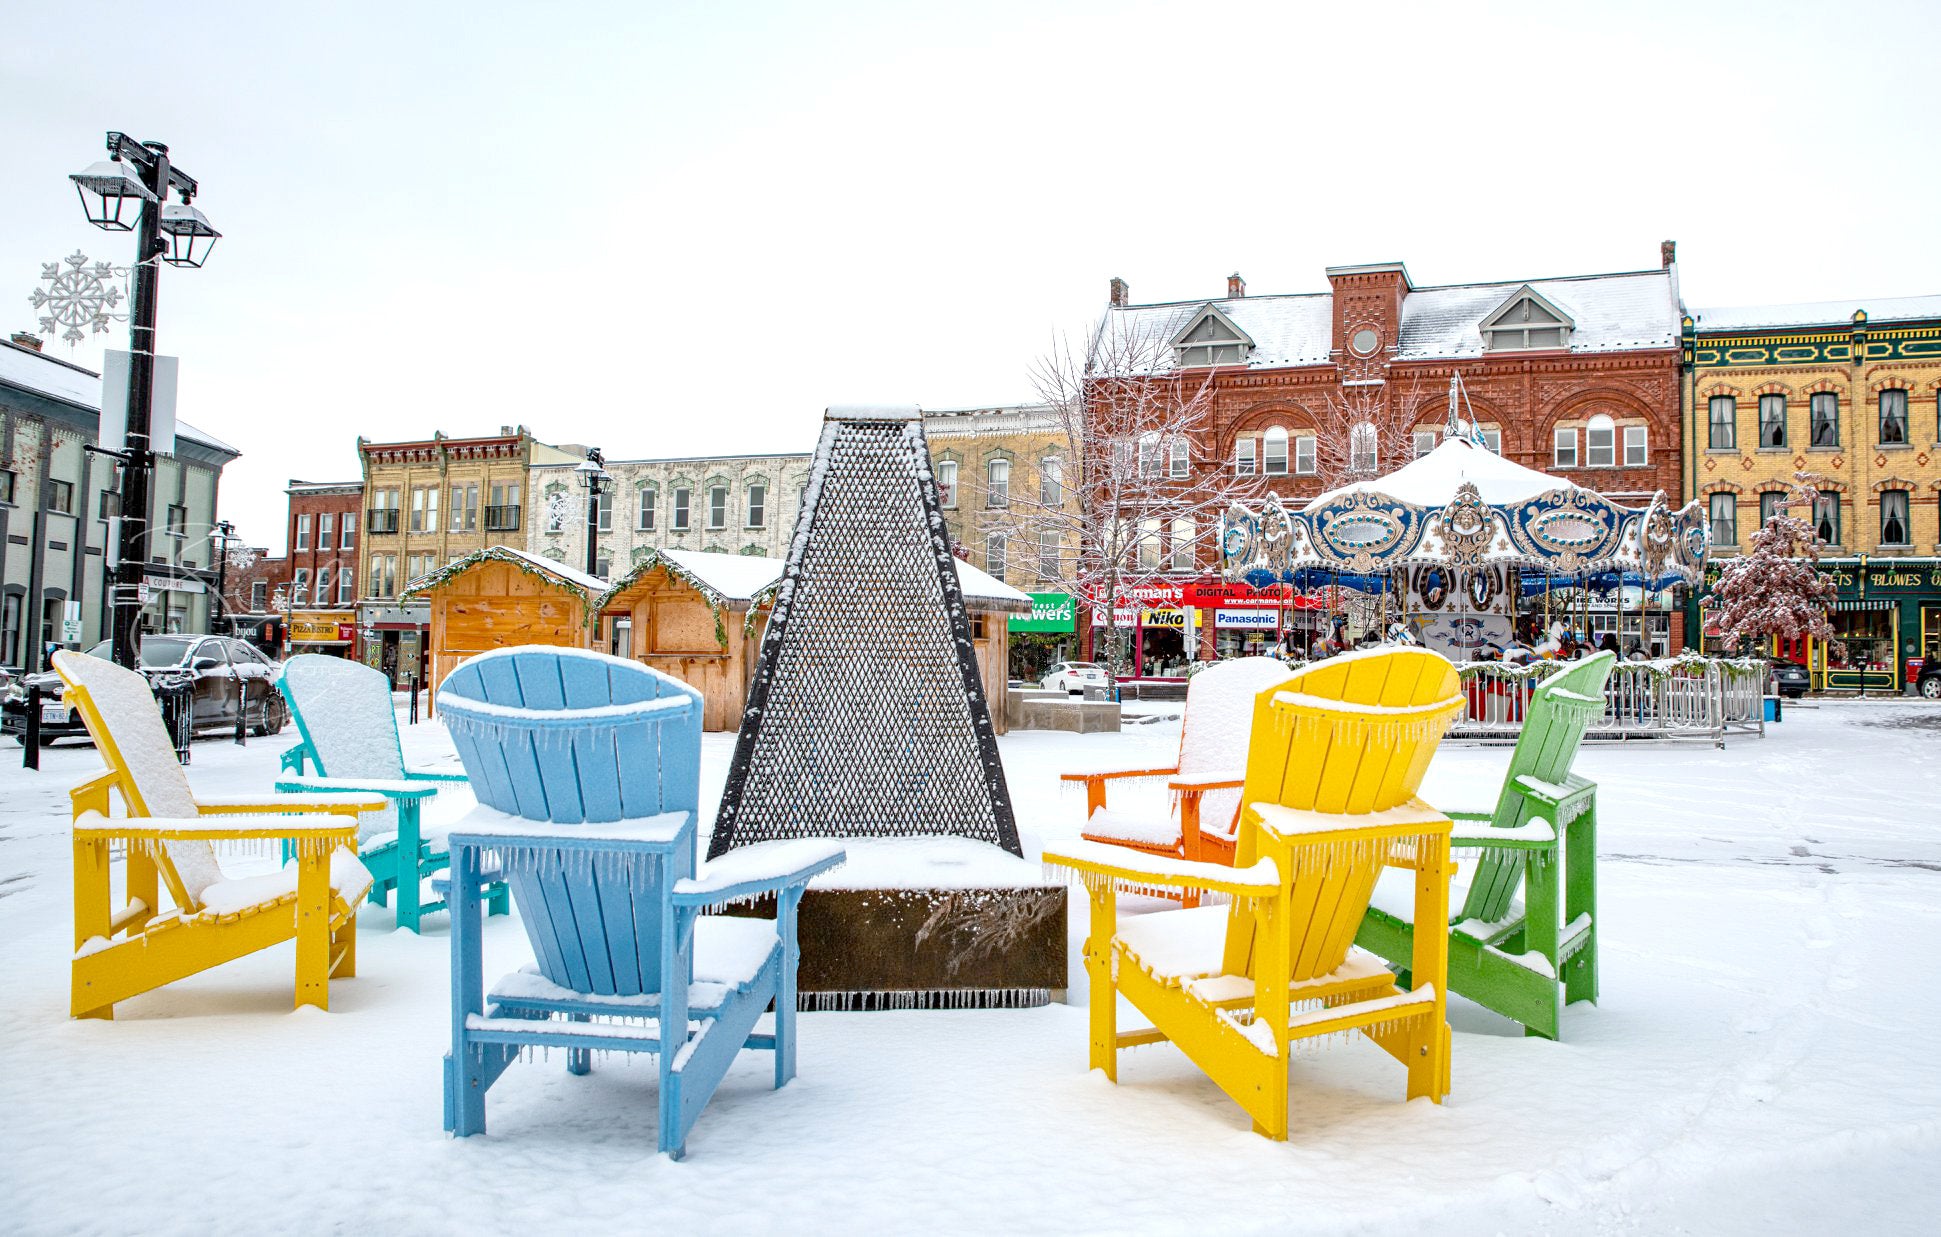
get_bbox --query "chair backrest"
[438,647,704,998]
[1229,647,1465,982]
[277,654,406,781]
[1460,650,1616,924]
[437,647,701,824]
[53,651,224,906]
[1175,657,1295,838]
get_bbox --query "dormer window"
[1171,305,1253,368]
[1481,286,1574,352]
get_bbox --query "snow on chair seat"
[1067,658,1293,895]
[274,653,499,933]
[1045,646,1466,1141]
[54,651,383,1020]
[438,647,845,1158]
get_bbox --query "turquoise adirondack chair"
[1357,650,1615,1040]
[274,653,505,931]
[438,647,843,1158]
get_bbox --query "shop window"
[1708,493,1737,546]
[637,485,657,531]
[1708,396,1736,450]
[1808,392,1839,447]
[1586,414,1616,467]
[746,484,766,528]
[1234,437,1256,475]
[1294,436,1316,475]
[1879,388,1909,445]
[1758,394,1787,448]
[1813,494,1840,546]
[936,460,958,508]
[1880,490,1911,546]
[1553,427,1578,468]
[295,514,311,551]
[672,487,691,531]
[987,458,1010,506]
[1262,427,1288,475]
[1412,430,1437,459]
[1623,426,1648,466]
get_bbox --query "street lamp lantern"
[159,202,221,268]
[69,158,157,231]
[577,448,610,578]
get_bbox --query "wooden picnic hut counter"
[592,549,1033,733]
[404,547,604,701]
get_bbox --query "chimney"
[1227,273,1245,299]
[9,331,42,353]
[1661,239,1676,269]
[1108,277,1129,308]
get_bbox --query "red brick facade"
[284,481,363,611]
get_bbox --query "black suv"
[3,635,289,746]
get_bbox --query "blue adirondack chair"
[437,647,843,1158]
[273,653,505,931]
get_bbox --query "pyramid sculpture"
[710,406,1019,859]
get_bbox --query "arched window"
[1349,423,1377,474]
[987,458,1010,507]
[1586,414,1616,467]
[1881,490,1911,545]
[1263,426,1289,475]
[936,460,958,508]
[637,483,658,531]
[1040,457,1062,505]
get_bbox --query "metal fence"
[1448,656,1768,746]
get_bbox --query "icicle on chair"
[1358,650,1614,1040]
[437,647,844,1158]
[1062,657,1294,903]
[54,651,385,1020]
[1044,647,1466,1140]
[273,653,505,932]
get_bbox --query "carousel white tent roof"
[1308,438,1582,509]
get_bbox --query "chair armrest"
[404,769,469,784]
[1450,819,1556,850]
[275,775,438,802]
[1059,766,1179,785]
[672,841,847,907]
[1445,809,1494,822]
[69,769,121,816]
[1168,773,1244,793]
[278,744,309,775]
[199,792,388,814]
[1044,838,1279,897]
[75,810,357,845]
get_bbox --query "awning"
[1831,599,1894,611]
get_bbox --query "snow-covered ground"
[2,702,1938,1235]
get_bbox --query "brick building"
[283,480,362,656]
[1094,245,1687,656]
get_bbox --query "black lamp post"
[70,132,221,670]
[211,519,237,635]
[576,448,610,578]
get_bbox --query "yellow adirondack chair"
[1044,647,1466,1140]
[56,651,386,1020]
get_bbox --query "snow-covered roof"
[1104,269,1679,370]
[402,545,605,599]
[952,558,1032,612]
[1693,294,1941,332]
[1306,437,1580,510]
[598,549,785,611]
[0,339,237,455]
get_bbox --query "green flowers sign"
[1013,592,1077,633]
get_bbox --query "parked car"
[1041,661,1110,694]
[1915,655,1941,700]
[1767,657,1811,699]
[2,635,289,747]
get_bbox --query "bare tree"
[1310,373,1432,489]
[972,317,1256,680]
[1711,473,1836,653]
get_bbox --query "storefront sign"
[290,611,356,644]
[1215,609,1280,629]
[1090,606,1198,628]
[1013,592,1077,633]
[1821,558,1941,596]
[1141,608,1198,630]
[143,573,204,595]
[1182,580,1322,610]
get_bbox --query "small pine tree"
[1710,474,1836,652]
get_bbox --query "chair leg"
[776,892,802,1089]
[1086,883,1119,1081]
[447,845,488,1136]
[294,847,332,1011]
[567,1013,592,1075]
[332,912,357,979]
[1564,802,1599,1007]
[486,881,510,918]
[395,803,424,933]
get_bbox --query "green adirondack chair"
[1357,650,1615,1040]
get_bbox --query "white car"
[1041,661,1109,693]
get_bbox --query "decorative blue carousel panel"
[1504,490,1624,572]
[1306,491,1424,569]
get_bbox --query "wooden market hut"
[405,546,603,700]
[591,548,1032,733]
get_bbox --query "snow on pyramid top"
[825,404,921,422]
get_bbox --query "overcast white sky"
[6,0,1937,553]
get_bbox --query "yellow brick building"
[1683,296,1941,692]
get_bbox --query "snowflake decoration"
[28,250,128,348]
[543,490,574,533]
